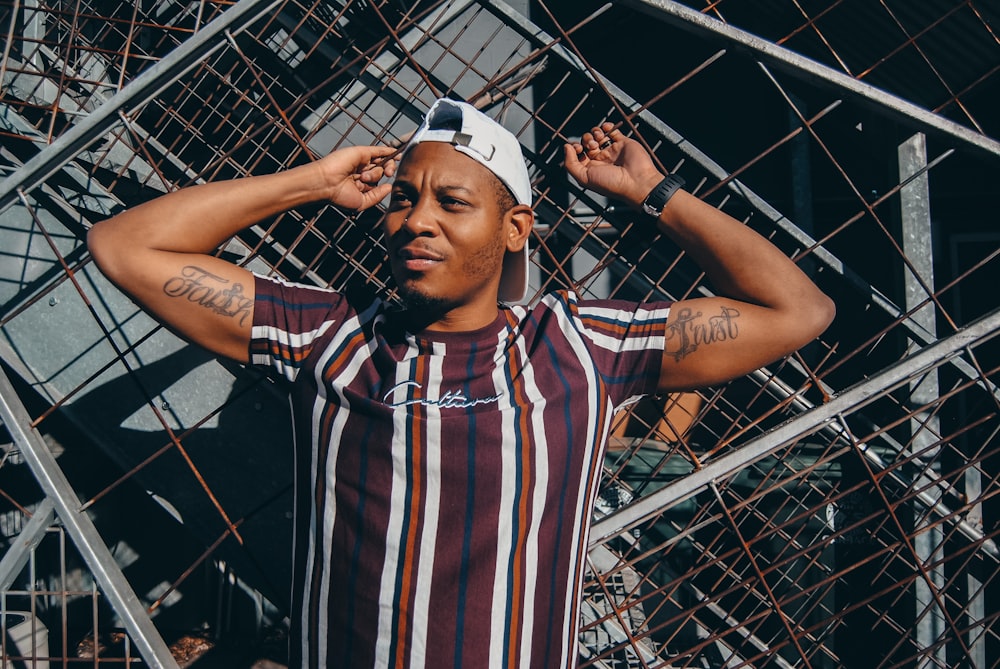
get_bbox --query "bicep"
[90,235,255,363]
[656,296,819,392]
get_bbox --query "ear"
[505,204,534,253]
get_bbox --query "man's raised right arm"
[87,146,397,363]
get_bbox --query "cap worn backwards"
[403,98,532,303]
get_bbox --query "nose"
[399,199,437,236]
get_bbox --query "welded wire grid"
[1,0,998,666]
[0,502,143,667]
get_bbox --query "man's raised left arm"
[564,123,835,392]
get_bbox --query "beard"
[398,283,454,314]
[389,223,506,325]
[392,233,505,314]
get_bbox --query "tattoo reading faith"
[664,306,740,361]
[163,265,253,326]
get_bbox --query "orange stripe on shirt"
[395,354,426,668]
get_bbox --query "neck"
[404,301,500,334]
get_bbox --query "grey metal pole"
[898,132,947,668]
[0,368,181,668]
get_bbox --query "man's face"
[384,142,510,320]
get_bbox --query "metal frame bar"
[0,0,283,213]
[0,367,180,668]
[590,305,1000,551]
[0,498,54,593]
[620,0,1000,159]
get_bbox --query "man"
[88,98,834,668]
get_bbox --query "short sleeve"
[249,274,349,382]
[573,295,672,407]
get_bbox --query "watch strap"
[641,174,686,217]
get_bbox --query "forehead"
[396,142,498,190]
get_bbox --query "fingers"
[578,121,622,157]
[357,183,392,211]
[563,121,621,183]
[592,122,616,150]
[357,165,386,184]
[363,144,399,157]
[368,144,402,169]
[355,145,399,183]
[563,142,587,182]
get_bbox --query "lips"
[395,244,444,272]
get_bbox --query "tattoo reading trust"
[664,306,740,361]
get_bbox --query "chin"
[399,285,452,313]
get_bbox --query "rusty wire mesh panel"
[1,0,236,146]
[1,0,998,666]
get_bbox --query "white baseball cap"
[403,98,532,303]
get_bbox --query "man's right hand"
[315,145,398,211]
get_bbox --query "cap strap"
[452,131,496,161]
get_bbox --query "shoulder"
[523,290,671,329]
[252,273,390,331]
[253,272,338,300]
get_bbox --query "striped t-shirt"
[250,274,671,669]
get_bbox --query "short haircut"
[492,173,517,214]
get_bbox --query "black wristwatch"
[641,174,686,217]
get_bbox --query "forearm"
[89,161,329,257]
[654,189,825,312]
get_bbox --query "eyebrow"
[436,184,475,196]
[392,180,477,197]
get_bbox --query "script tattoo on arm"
[163,265,253,327]
[664,305,741,362]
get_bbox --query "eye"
[440,196,469,209]
[388,190,412,210]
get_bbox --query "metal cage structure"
[1,1,998,667]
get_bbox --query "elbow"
[815,292,836,334]
[86,220,114,276]
[775,289,835,356]
[87,217,132,283]
[799,291,836,344]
